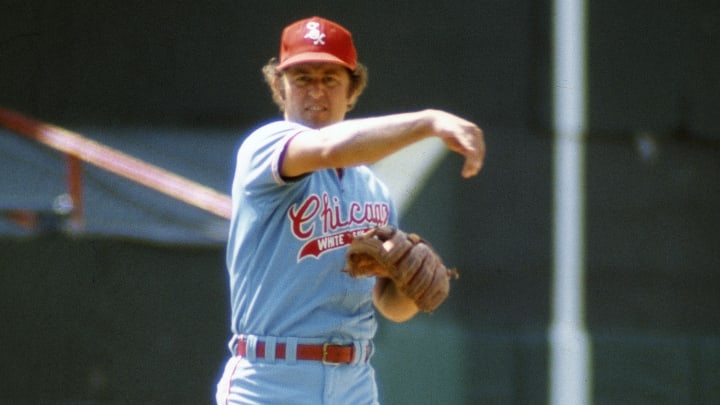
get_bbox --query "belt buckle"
[322,343,342,365]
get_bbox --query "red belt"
[235,337,367,365]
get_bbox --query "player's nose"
[308,81,325,98]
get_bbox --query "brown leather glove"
[345,226,459,313]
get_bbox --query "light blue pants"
[216,338,379,405]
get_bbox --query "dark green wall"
[1,1,548,129]
[0,236,229,403]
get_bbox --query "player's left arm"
[373,277,419,322]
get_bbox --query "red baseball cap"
[276,16,358,71]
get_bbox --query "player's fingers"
[432,111,486,177]
[452,127,485,178]
[464,128,486,177]
[441,138,483,178]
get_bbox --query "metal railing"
[0,106,232,231]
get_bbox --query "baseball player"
[216,16,485,404]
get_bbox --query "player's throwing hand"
[428,109,486,178]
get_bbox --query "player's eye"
[294,76,311,86]
[322,76,340,87]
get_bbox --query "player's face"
[280,63,357,128]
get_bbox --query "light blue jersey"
[226,120,397,342]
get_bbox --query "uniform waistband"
[230,334,373,365]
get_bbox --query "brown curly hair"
[262,57,369,112]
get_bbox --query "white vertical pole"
[549,0,592,405]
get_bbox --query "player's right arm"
[280,109,485,179]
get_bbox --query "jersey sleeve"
[233,121,310,195]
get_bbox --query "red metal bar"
[0,106,232,220]
[66,154,84,228]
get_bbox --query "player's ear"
[346,89,360,111]
[346,64,367,111]
[271,75,288,112]
[274,76,286,101]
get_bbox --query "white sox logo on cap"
[304,22,326,45]
[277,16,358,70]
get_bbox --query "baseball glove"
[345,226,459,313]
